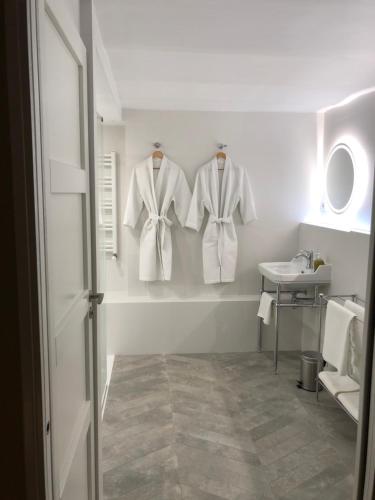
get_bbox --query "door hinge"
[46,421,50,435]
[89,306,94,319]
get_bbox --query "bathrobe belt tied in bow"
[147,213,173,230]
[123,156,191,281]
[211,216,232,266]
[186,157,256,284]
[146,213,173,276]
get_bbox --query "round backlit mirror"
[326,144,355,213]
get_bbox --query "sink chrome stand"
[257,276,281,372]
[258,279,326,374]
[257,277,281,372]
[257,275,265,353]
[274,284,281,373]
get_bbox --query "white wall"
[322,91,375,232]
[299,92,374,350]
[300,224,369,300]
[308,91,375,233]
[107,110,316,297]
[102,110,316,354]
[299,223,370,350]
[93,8,122,122]
[59,1,122,122]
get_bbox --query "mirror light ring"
[325,136,369,218]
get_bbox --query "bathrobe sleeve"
[172,169,192,227]
[239,168,257,224]
[185,169,205,231]
[123,168,144,228]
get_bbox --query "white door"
[38,0,97,498]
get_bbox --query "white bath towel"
[345,300,365,383]
[323,300,356,375]
[344,300,365,322]
[257,292,274,325]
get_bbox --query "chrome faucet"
[293,250,314,270]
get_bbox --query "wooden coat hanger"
[152,142,164,169]
[216,143,227,170]
[216,151,226,160]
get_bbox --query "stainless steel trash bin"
[297,351,323,392]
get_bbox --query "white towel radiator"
[99,152,118,259]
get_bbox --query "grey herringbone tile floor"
[102,352,356,500]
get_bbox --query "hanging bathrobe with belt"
[123,156,191,281]
[186,156,256,284]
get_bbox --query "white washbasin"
[259,261,331,284]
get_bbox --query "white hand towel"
[344,300,365,383]
[344,300,365,322]
[257,292,274,325]
[323,300,356,375]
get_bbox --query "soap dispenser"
[313,251,325,271]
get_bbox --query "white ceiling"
[94,0,375,112]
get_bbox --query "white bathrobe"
[123,156,191,281]
[186,157,256,284]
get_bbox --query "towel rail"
[322,293,366,306]
[321,294,365,323]
[257,282,366,373]
[316,292,364,423]
[318,293,365,351]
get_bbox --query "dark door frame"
[354,175,375,500]
[1,0,46,498]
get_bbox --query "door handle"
[89,292,104,305]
